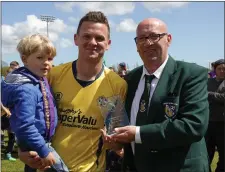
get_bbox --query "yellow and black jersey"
[47,61,127,172]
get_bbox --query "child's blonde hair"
[17,34,56,59]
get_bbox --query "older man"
[111,18,210,172]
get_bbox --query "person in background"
[1,104,17,161]
[118,62,127,78]
[206,59,225,172]
[9,61,20,70]
[208,62,216,78]
[109,66,116,72]
[1,67,17,162]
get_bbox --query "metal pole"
[47,21,49,37]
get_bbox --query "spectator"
[118,62,127,78]
[9,61,20,70]
[208,62,216,78]
[1,67,17,161]
[109,66,116,72]
[206,59,225,172]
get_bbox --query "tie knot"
[145,74,155,84]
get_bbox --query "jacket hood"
[4,67,40,84]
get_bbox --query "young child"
[1,34,68,172]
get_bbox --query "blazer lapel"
[125,66,143,120]
[147,56,178,123]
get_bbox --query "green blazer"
[123,56,210,172]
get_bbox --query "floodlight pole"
[40,15,56,37]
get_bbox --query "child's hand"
[41,152,56,167]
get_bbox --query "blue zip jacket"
[1,67,58,158]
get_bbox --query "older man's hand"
[111,126,136,143]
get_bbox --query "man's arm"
[1,103,11,117]
[139,67,209,149]
[208,82,225,104]
[208,92,225,104]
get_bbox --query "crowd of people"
[1,11,224,172]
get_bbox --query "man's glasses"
[134,33,167,44]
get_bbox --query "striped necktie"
[136,74,155,125]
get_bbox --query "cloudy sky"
[2,2,224,69]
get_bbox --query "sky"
[1,1,224,69]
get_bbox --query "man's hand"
[1,104,11,117]
[41,152,56,167]
[115,148,124,158]
[4,108,11,117]
[111,126,136,143]
[18,148,50,170]
[100,128,123,151]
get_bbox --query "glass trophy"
[97,95,130,135]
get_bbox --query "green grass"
[1,132,24,172]
[1,146,24,172]
[1,157,24,172]
[1,133,220,172]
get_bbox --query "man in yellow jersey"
[18,11,127,172]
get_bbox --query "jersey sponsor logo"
[61,123,99,130]
[58,108,99,130]
[58,114,97,125]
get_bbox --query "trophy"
[97,95,130,135]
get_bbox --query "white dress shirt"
[130,56,169,154]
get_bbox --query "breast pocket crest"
[163,96,179,119]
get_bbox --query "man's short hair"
[17,34,56,59]
[10,61,19,66]
[214,59,225,70]
[76,11,110,38]
[119,62,126,68]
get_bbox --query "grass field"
[1,135,219,172]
